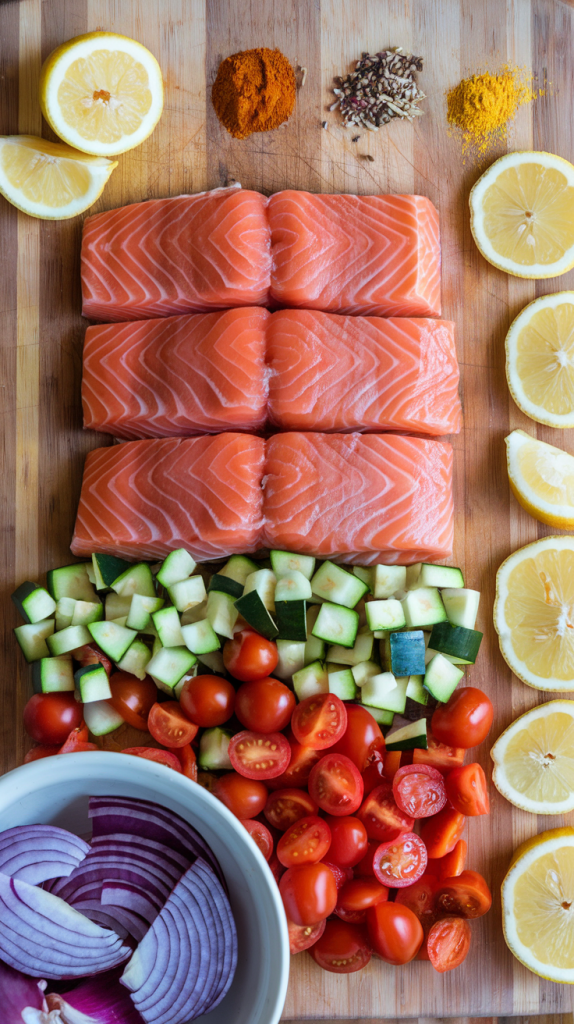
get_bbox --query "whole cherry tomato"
[420,808,466,859]
[309,919,371,974]
[431,687,494,749]
[427,916,471,972]
[288,917,326,955]
[323,815,368,868]
[269,852,286,886]
[223,629,278,682]
[235,677,295,733]
[366,901,423,965]
[280,862,338,926]
[212,772,268,819]
[330,704,384,772]
[291,693,347,750]
[445,763,490,816]
[277,816,332,867]
[264,788,319,831]
[435,870,492,918]
[179,674,235,727]
[308,754,364,816]
[241,818,274,861]
[392,764,447,819]
[323,861,353,890]
[394,873,438,961]
[354,840,382,878]
[23,693,83,745]
[108,672,157,730]
[229,730,291,780]
[357,781,414,841]
[147,701,199,748]
[265,728,322,790]
[337,878,389,913]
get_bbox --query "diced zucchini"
[47,563,98,603]
[311,561,368,608]
[371,565,407,599]
[327,632,374,666]
[87,620,136,661]
[402,588,447,629]
[116,639,152,680]
[56,597,77,631]
[243,569,276,611]
[351,660,381,687]
[110,617,128,628]
[196,651,225,674]
[219,554,260,586]
[92,553,131,590]
[363,674,409,714]
[363,705,395,727]
[406,674,429,705]
[74,663,112,703]
[86,563,97,585]
[353,566,373,592]
[275,571,312,602]
[312,603,359,648]
[47,623,91,657]
[126,594,164,631]
[147,646,197,695]
[361,671,397,709]
[198,728,233,770]
[365,599,406,632]
[180,599,208,626]
[181,619,221,655]
[276,599,307,642]
[152,634,163,658]
[385,719,428,751]
[206,591,238,639]
[155,549,196,588]
[173,667,198,698]
[105,593,132,621]
[293,660,329,701]
[274,639,306,680]
[389,631,426,676]
[111,563,155,599]
[327,663,358,701]
[428,621,483,665]
[152,606,185,648]
[405,564,422,589]
[305,606,325,663]
[167,575,207,613]
[32,656,74,694]
[424,653,464,702]
[71,601,104,627]
[234,591,278,640]
[207,574,243,599]
[11,582,56,624]
[410,564,464,590]
[442,588,481,629]
[83,699,125,736]
[270,550,316,580]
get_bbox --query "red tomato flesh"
[361,755,386,796]
[392,763,447,819]
[235,676,295,733]
[72,643,112,676]
[372,831,428,888]
[280,862,338,926]
[223,629,278,682]
[241,818,274,861]
[288,917,326,954]
[121,747,182,772]
[291,693,347,750]
[431,686,494,749]
[412,732,465,773]
[420,808,466,859]
[435,869,492,919]
[23,693,83,746]
[277,815,331,867]
[310,919,371,974]
[264,788,318,831]
[445,763,490,816]
[147,701,199,748]
[367,901,423,965]
[432,839,468,880]
[357,781,414,841]
[212,772,268,819]
[229,730,291,780]
[308,753,364,816]
[24,744,60,762]
[265,728,321,790]
[383,750,402,780]
[427,916,471,972]
[169,743,198,781]
[323,815,368,868]
[108,672,157,730]
[179,674,235,727]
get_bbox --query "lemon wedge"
[506,429,574,529]
[491,700,574,813]
[0,135,116,220]
[494,536,574,690]
[506,292,574,427]
[40,32,163,156]
[470,151,574,279]
[503,827,574,982]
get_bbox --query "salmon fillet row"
[82,308,461,440]
[81,187,441,322]
[71,432,454,565]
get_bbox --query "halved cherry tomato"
[361,754,386,796]
[264,788,319,831]
[366,901,423,965]
[431,687,494,749]
[445,763,490,816]
[354,840,381,877]
[338,877,389,913]
[72,643,112,676]
[229,730,291,780]
[169,743,198,781]
[280,862,338,926]
[330,704,384,772]
[383,750,402,780]
[212,772,268,819]
[323,815,368,868]
[108,672,157,730]
[323,861,353,890]
[241,818,274,861]
[308,753,364,816]
[265,728,321,790]
[23,693,83,746]
[426,839,468,880]
[394,873,438,961]
[412,732,465,773]
[121,747,182,772]
[288,917,326,954]
[235,677,295,733]
[291,693,347,750]
[435,870,492,918]
[277,815,331,867]
[372,832,428,888]
[334,905,367,924]
[420,808,466,859]
[269,852,286,885]
[310,919,371,974]
[24,744,60,763]
[427,916,471,972]
[222,629,278,682]
[179,674,235,727]
[59,723,89,752]
[147,701,199,748]
[392,764,447,819]
[357,781,414,841]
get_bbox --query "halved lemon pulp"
[506,293,574,427]
[491,701,574,813]
[506,429,574,528]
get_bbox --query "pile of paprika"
[212,47,296,140]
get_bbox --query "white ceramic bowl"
[0,751,290,1024]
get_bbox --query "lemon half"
[494,535,574,690]
[506,292,574,428]
[503,827,574,982]
[40,32,163,156]
[0,135,116,219]
[506,429,574,529]
[491,700,574,813]
[470,151,574,279]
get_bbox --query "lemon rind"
[506,291,574,428]
[491,700,574,813]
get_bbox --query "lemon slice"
[0,135,116,220]
[506,429,574,529]
[494,535,574,690]
[506,292,574,427]
[470,151,574,279]
[40,32,163,156]
[491,700,574,813]
[503,827,574,982]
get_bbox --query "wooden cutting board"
[2,0,574,1017]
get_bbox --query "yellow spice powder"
[447,65,537,157]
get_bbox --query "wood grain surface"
[2,0,574,1018]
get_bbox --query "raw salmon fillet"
[268,191,441,317]
[82,308,269,440]
[81,187,271,322]
[71,434,265,561]
[262,432,453,564]
[267,310,460,435]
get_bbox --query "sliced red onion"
[0,871,131,979]
[0,825,89,885]
[46,968,144,1023]
[0,959,46,1023]
[51,858,173,907]
[82,844,182,885]
[90,834,191,875]
[101,882,162,924]
[72,898,148,942]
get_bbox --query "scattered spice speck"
[321,120,327,129]
[331,47,425,131]
[361,153,375,162]
[447,64,539,159]
[352,135,360,142]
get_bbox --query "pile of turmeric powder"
[212,47,296,140]
[447,65,537,158]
